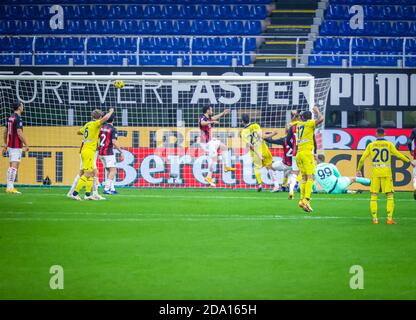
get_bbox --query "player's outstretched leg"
[370,193,378,224]
[67,173,81,198]
[205,156,216,187]
[92,170,105,200]
[254,167,262,191]
[288,173,297,200]
[219,144,235,172]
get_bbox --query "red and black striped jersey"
[408,128,416,159]
[6,113,23,148]
[286,123,298,157]
[198,114,212,143]
[98,124,118,156]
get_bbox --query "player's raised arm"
[100,108,115,124]
[312,105,324,126]
[211,108,230,121]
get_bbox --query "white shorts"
[9,148,22,162]
[291,157,299,171]
[272,159,291,172]
[80,151,97,170]
[100,155,116,168]
[201,139,221,158]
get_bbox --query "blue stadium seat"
[192,20,212,35]
[232,5,250,19]
[245,20,262,35]
[211,20,228,35]
[363,5,380,20]
[249,5,267,19]
[227,21,245,35]
[182,5,196,18]
[109,5,126,19]
[164,5,181,18]
[398,6,415,20]
[92,4,108,19]
[393,21,410,36]
[144,5,163,18]
[126,5,144,18]
[196,5,215,19]
[78,5,92,19]
[215,5,232,18]
[23,5,40,19]
[320,20,339,36]
[406,39,416,53]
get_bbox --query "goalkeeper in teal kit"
[313,155,370,194]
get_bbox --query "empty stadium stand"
[0,0,273,66]
[308,0,416,67]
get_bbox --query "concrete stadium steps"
[254,0,319,66]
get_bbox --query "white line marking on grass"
[0,192,414,202]
[0,212,415,222]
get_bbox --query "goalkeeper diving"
[313,154,370,193]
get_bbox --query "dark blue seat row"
[314,38,416,53]
[320,20,416,36]
[3,0,271,4]
[12,51,251,66]
[0,4,268,20]
[329,0,416,4]
[0,19,262,35]
[309,51,416,66]
[325,5,416,20]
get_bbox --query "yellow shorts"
[370,176,394,194]
[252,146,273,169]
[296,151,315,175]
[80,149,95,172]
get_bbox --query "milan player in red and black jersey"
[407,128,416,199]
[98,114,123,195]
[2,102,29,194]
[264,132,293,194]
[198,106,235,187]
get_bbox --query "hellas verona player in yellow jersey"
[240,114,280,192]
[70,108,114,201]
[356,128,415,225]
[295,106,324,213]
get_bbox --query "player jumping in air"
[314,154,370,194]
[407,127,416,200]
[3,102,29,194]
[357,128,414,224]
[98,114,124,195]
[295,106,324,213]
[240,114,280,192]
[198,106,236,187]
[70,108,114,201]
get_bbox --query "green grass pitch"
[0,187,415,300]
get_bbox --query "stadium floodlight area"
[0,75,331,189]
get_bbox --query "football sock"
[305,180,313,199]
[221,150,230,168]
[356,177,371,186]
[268,169,278,187]
[207,157,215,178]
[370,194,378,219]
[387,194,394,220]
[111,180,115,192]
[85,176,93,195]
[69,174,80,194]
[93,176,99,194]
[288,173,297,193]
[7,167,17,189]
[300,181,305,200]
[75,175,87,194]
[254,168,262,185]
[282,177,288,188]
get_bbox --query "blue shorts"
[330,177,351,194]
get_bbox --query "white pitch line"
[0,212,415,222]
[0,192,414,202]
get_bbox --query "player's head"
[91,109,103,120]
[376,128,385,138]
[107,113,115,124]
[241,113,250,125]
[317,154,325,164]
[290,110,299,121]
[202,106,212,116]
[12,101,24,114]
[300,110,312,121]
